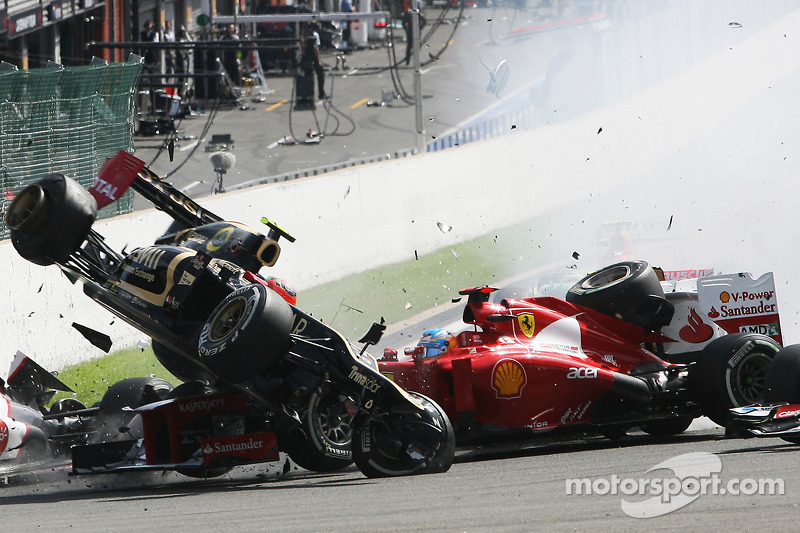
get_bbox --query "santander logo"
[679,308,714,343]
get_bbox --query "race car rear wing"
[89,151,223,229]
[660,271,782,353]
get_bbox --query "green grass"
[53,346,179,407]
[52,209,574,405]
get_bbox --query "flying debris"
[72,322,113,353]
[136,339,151,351]
[667,215,674,231]
[451,249,460,259]
[344,186,351,199]
[168,139,175,162]
[729,21,742,28]
[597,127,603,134]
[451,297,462,304]
[405,302,413,310]
[572,251,580,260]
[437,222,453,233]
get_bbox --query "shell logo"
[0,419,8,454]
[492,359,527,399]
[720,291,731,303]
[517,313,535,338]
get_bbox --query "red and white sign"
[88,151,145,209]
[201,432,279,465]
[661,268,714,282]
[698,272,782,345]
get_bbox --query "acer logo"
[567,367,597,379]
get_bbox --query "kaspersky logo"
[492,359,527,399]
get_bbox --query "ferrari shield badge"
[517,313,536,338]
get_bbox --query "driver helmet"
[416,328,456,359]
[266,277,297,306]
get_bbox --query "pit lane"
[1,428,796,532]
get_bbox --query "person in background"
[300,22,327,99]
[341,0,353,45]
[162,20,176,75]
[140,20,159,72]
[401,8,426,66]
[219,23,242,87]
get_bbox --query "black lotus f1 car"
[5,151,455,478]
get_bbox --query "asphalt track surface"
[2,427,799,532]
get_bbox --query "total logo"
[567,367,598,379]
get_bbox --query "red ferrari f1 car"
[5,151,455,478]
[378,261,788,442]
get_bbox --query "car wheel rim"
[582,265,631,290]
[208,296,247,342]
[731,352,772,404]
[7,184,46,231]
[317,393,354,446]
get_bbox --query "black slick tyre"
[6,174,97,266]
[762,345,800,445]
[92,377,174,442]
[692,333,780,426]
[275,384,355,472]
[197,283,294,383]
[351,392,455,478]
[566,260,674,331]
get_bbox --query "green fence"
[0,59,143,240]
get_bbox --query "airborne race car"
[378,261,789,443]
[5,151,455,478]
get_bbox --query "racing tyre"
[198,284,294,383]
[275,384,355,472]
[691,333,780,427]
[566,260,674,332]
[92,377,174,442]
[351,392,455,478]
[764,344,800,404]
[764,346,800,444]
[153,340,215,384]
[6,174,97,266]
